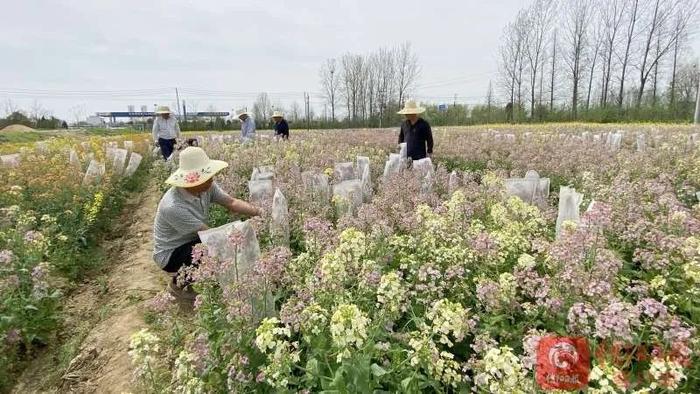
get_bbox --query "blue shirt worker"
[236,109,256,142]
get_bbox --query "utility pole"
[454,94,457,107]
[182,100,187,122]
[175,88,181,117]
[304,92,310,131]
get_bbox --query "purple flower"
[4,328,20,345]
[23,230,44,244]
[567,302,597,336]
[0,249,14,265]
[145,291,176,313]
[594,301,641,342]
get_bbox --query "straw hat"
[397,100,425,115]
[235,109,250,118]
[271,111,284,118]
[165,147,228,187]
[155,106,171,114]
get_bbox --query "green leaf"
[370,363,387,378]
[24,304,39,311]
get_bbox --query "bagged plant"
[412,157,434,178]
[448,170,460,195]
[248,179,274,205]
[383,153,402,178]
[360,165,372,203]
[301,170,330,202]
[251,166,275,181]
[69,149,81,168]
[356,156,370,179]
[1,153,21,167]
[112,148,128,175]
[270,188,290,246]
[198,220,261,281]
[333,179,363,216]
[334,162,356,182]
[125,152,143,176]
[82,160,105,186]
[555,186,584,239]
[636,134,646,152]
[123,140,134,151]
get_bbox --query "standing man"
[397,100,433,160]
[152,106,181,160]
[236,109,256,142]
[153,146,262,298]
[272,111,289,140]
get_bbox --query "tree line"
[498,0,699,123]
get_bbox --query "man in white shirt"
[152,106,181,159]
[236,109,256,142]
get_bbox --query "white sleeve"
[152,119,159,141]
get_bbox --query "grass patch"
[0,131,51,144]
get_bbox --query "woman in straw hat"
[397,100,434,160]
[153,147,261,298]
[235,109,256,142]
[271,111,289,140]
[152,106,181,160]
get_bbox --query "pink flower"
[0,250,14,265]
[184,171,201,184]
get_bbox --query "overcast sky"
[2,0,699,120]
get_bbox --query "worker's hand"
[153,141,159,147]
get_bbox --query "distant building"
[86,116,105,127]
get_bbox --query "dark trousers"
[158,138,176,160]
[163,237,201,284]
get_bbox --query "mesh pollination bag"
[69,149,81,168]
[125,152,143,177]
[1,153,21,167]
[555,186,584,239]
[360,165,372,203]
[448,170,460,195]
[112,148,129,176]
[270,188,290,246]
[248,179,274,205]
[198,220,261,282]
[251,166,275,181]
[383,153,402,178]
[82,160,106,186]
[334,162,356,182]
[636,134,646,152]
[123,140,134,151]
[301,170,330,202]
[333,179,363,217]
[356,156,370,179]
[505,170,550,206]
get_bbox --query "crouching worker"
[153,147,261,299]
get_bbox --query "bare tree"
[636,0,695,106]
[498,10,529,121]
[486,81,495,121]
[68,105,86,125]
[340,53,366,122]
[586,12,604,110]
[375,46,396,124]
[319,58,340,120]
[600,0,625,106]
[394,42,420,108]
[563,0,594,119]
[617,0,641,108]
[549,29,558,111]
[29,99,49,121]
[3,99,20,116]
[525,0,556,118]
[668,12,688,106]
[252,92,272,124]
[289,101,302,122]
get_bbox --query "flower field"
[0,135,151,388]
[133,124,700,393]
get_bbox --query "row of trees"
[1,100,66,130]
[317,42,420,126]
[498,0,699,122]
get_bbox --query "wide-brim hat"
[155,106,172,114]
[271,111,284,118]
[165,147,228,187]
[235,109,250,118]
[397,100,425,115]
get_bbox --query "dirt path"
[12,183,168,394]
